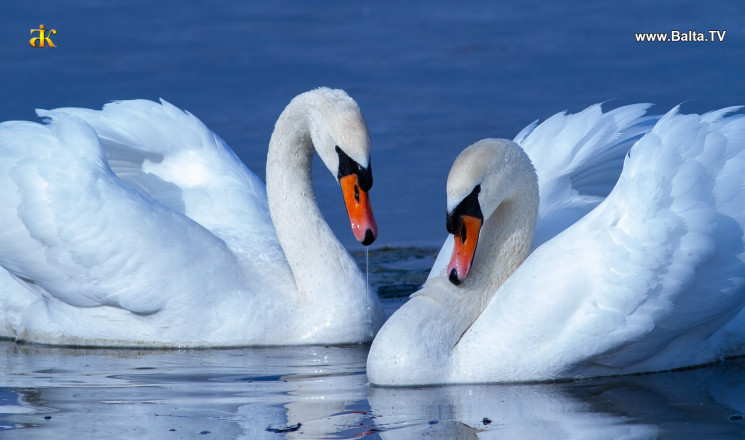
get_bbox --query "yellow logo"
[30,24,56,48]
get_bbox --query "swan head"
[444,139,536,285]
[300,88,378,246]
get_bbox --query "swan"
[0,87,385,347]
[368,104,745,385]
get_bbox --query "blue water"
[1,340,745,439]
[2,1,745,438]
[0,250,743,439]
[2,0,743,246]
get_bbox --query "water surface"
[2,0,742,246]
[1,2,744,439]
[1,250,745,439]
[2,339,745,439]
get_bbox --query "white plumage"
[369,104,745,385]
[0,88,384,347]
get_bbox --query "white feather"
[430,103,657,279]
[0,89,384,347]
[370,106,745,384]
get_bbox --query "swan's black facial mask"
[446,185,483,285]
[336,146,377,246]
[446,185,483,234]
[336,146,372,191]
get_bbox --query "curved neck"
[265,98,381,341]
[463,186,538,298]
[370,191,539,383]
[368,153,538,384]
[266,102,345,297]
[442,164,539,346]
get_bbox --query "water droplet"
[365,247,369,298]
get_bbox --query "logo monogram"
[30,24,56,48]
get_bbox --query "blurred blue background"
[2,0,743,247]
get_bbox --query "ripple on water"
[352,246,438,299]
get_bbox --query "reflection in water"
[1,340,745,439]
[369,383,658,439]
[0,342,373,439]
[0,245,743,438]
[369,360,745,439]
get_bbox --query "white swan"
[368,104,745,385]
[0,88,384,347]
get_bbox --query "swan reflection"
[1,343,745,438]
[368,358,745,439]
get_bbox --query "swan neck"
[464,174,538,297]
[263,94,383,343]
[264,99,367,302]
[266,103,331,292]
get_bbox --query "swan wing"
[36,100,275,249]
[454,107,745,380]
[516,103,656,247]
[429,104,655,280]
[0,117,245,315]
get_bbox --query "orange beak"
[447,215,482,285]
[340,174,377,246]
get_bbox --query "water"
[2,328,745,439]
[2,1,745,438]
[1,251,745,439]
[2,0,743,247]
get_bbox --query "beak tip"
[361,229,376,246]
[448,268,462,285]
